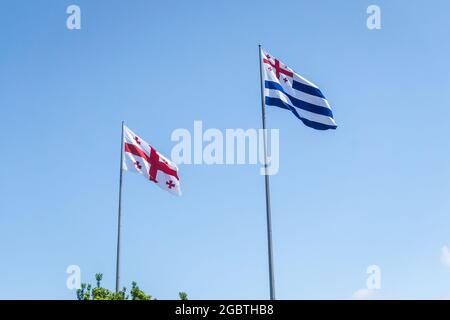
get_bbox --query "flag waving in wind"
[122,125,181,196]
[261,48,337,130]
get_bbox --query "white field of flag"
[122,125,181,196]
[261,48,337,130]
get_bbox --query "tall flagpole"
[115,121,125,292]
[258,44,276,300]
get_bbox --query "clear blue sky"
[1,0,450,299]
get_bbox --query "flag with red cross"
[122,125,181,196]
[261,47,337,130]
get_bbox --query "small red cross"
[283,77,288,83]
[134,161,142,170]
[166,180,175,189]
[263,57,293,80]
[134,136,141,145]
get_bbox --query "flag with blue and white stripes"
[261,48,337,130]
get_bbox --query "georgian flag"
[123,125,181,196]
[261,48,337,130]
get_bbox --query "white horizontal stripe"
[298,108,337,127]
[262,62,331,110]
[265,84,332,114]
[265,89,337,126]
[293,73,319,89]
[288,84,331,109]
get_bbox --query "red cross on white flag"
[262,49,294,86]
[122,125,181,196]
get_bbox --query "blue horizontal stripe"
[265,97,337,131]
[292,80,325,99]
[265,81,334,118]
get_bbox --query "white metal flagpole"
[258,44,276,300]
[115,121,124,292]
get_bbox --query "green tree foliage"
[76,273,187,300]
[179,292,188,300]
[130,281,151,300]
